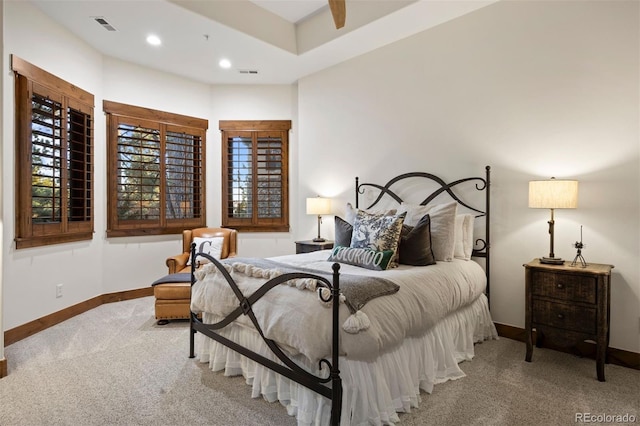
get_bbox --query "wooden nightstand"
[295,240,334,254]
[524,259,613,381]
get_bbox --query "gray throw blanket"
[220,257,399,314]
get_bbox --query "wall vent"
[94,17,117,32]
[239,70,259,74]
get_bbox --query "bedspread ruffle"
[195,294,497,426]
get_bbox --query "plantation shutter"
[256,133,283,219]
[104,101,207,237]
[220,121,290,232]
[13,55,95,249]
[30,87,64,227]
[67,99,93,227]
[165,127,204,222]
[114,117,162,228]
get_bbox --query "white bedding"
[190,250,489,363]
[195,287,497,425]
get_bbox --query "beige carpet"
[1,296,638,425]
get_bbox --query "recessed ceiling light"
[146,34,162,46]
[219,59,232,69]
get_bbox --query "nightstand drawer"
[532,299,596,334]
[531,271,596,304]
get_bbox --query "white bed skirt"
[195,293,498,426]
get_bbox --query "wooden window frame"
[104,101,208,237]
[220,120,291,232]
[12,55,94,249]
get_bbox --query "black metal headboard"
[355,166,491,305]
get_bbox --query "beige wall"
[3,0,106,330]
[1,1,297,330]
[298,1,639,352]
[0,0,5,360]
[2,0,638,355]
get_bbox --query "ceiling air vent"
[239,70,259,74]
[94,17,117,32]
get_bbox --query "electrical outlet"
[56,283,63,298]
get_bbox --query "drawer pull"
[557,313,564,320]
[557,283,564,289]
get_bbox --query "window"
[12,56,94,249]
[104,101,207,237]
[220,120,291,232]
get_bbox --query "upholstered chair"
[154,227,238,324]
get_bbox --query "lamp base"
[540,256,564,265]
[313,237,326,242]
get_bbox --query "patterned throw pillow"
[344,202,397,225]
[350,210,406,267]
[328,246,395,271]
[187,236,224,265]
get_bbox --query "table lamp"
[306,197,331,242]
[529,178,578,264]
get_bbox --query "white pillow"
[344,202,397,226]
[398,201,458,261]
[188,236,224,265]
[454,214,475,261]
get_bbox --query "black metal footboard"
[188,245,343,426]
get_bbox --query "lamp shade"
[528,179,578,209]
[306,197,331,215]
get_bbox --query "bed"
[189,167,497,425]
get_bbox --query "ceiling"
[30,0,498,85]
[250,0,327,23]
